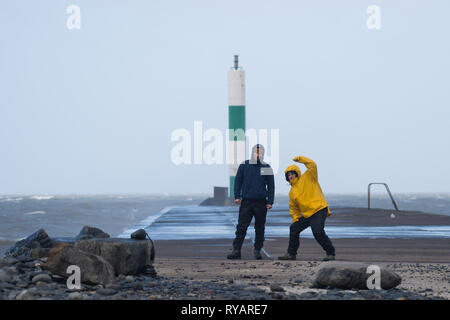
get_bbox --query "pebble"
[32,273,52,284]
[125,275,134,283]
[271,293,284,299]
[68,292,83,300]
[16,290,34,300]
[97,288,118,296]
[132,282,144,290]
[0,257,18,267]
[105,284,121,290]
[270,284,285,292]
[0,270,13,282]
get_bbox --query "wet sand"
[147,206,450,263]
[322,207,450,226]
[153,237,450,263]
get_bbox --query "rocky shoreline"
[1,226,448,301]
[0,255,448,300]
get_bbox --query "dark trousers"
[232,199,267,251]
[287,207,335,256]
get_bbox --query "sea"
[1,193,449,255]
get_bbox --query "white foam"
[0,237,23,242]
[25,210,46,215]
[0,197,23,202]
[30,195,54,200]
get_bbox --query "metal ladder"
[368,182,399,211]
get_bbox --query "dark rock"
[130,229,147,240]
[28,270,52,280]
[1,282,16,290]
[23,261,38,268]
[42,243,115,285]
[105,284,121,290]
[16,281,29,288]
[75,226,110,241]
[0,257,19,267]
[0,270,13,282]
[271,293,284,300]
[2,266,18,275]
[5,229,56,258]
[143,265,157,278]
[74,238,155,275]
[132,282,144,290]
[17,256,35,263]
[312,262,401,290]
[31,248,52,259]
[97,288,117,296]
[270,284,285,292]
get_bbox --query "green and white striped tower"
[228,55,246,198]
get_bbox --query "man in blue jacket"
[227,144,275,260]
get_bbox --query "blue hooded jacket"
[234,159,275,205]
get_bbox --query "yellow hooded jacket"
[285,156,330,222]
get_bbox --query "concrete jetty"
[118,204,450,263]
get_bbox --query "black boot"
[254,249,262,260]
[227,249,241,260]
[278,253,296,260]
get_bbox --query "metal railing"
[368,182,399,211]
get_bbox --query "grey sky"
[1,0,449,195]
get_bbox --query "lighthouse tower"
[228,55,246,198]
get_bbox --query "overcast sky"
[1,0,449,195]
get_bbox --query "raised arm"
[293,155,318,180]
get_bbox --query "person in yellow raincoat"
[278,156,336,261]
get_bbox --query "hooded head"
[250,144,265,163]
[284,164,302,185]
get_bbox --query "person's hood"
[285,164,302,185]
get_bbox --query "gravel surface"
[0,256,448,300]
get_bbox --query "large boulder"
[5,229,57,258]
[312,261,401,290]
[42,244,115,285]
[74,238,155,275]
[75,226,110,241]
